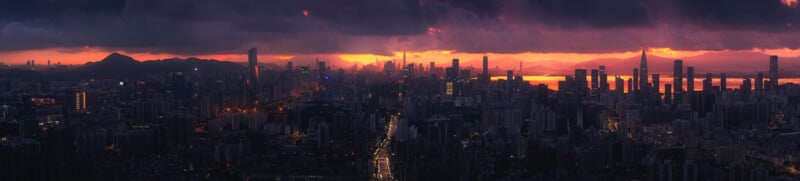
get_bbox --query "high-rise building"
[451,58,460,80]
[74,91,87,113]
[720,73,727,91]
[652,74,660,92]
[627,78,633,93]
[575,69,588,95]
[742,78,752,94]
[402,51,406,69]
[591,69,599,91]
[687,66,694,92]
[665,84,672,103]
[429,62,436,73]
[640,50,648,90]
[287,61,293,72]
[674,60,683,95]
[481,56,490,84]
[703,73,712,92]
[248,48,259,87]
[507,70,514,81]
[633,68,639,92]
[755,73,764,93]
[599,65,608,91]
[769,55,779,89]
[615,75,624,94]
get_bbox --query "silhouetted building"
[633,68,639,92]
[600,65,609,91]
[755,73,763,93]
[687,66,695,93]
[591,69,599,91]
[769,55,778,90]
[674,60,683,97]
[720,73,727,91]
[248,48,259,88]
[640,50,648,90]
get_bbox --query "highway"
[372,115,398,181]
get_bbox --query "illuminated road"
[372,115,398,181]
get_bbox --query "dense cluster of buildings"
[1,49,800,180]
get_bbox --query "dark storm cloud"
[1,0,800,55]
[677,0,800,32]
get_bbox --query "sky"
[2,0,800,74]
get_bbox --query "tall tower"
[673,60,683,96]
[720,73,727,91]
[402,51,406,69]
[599,66,608,91]
[652,74,660,92]
[769,55,779,90]
[640,50,648,90]
[755,73,764,93]
[481,55,490,84]
[591,69,599,91]
[248,48,259,87]
[687,67,695,92]
[633,68,639,92]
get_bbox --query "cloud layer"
[2,0,800,55]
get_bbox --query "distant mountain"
[74,53,245,79]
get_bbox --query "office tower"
[287,61,293,72]
[47,60,50,68]
[575,69,588,95]
[703,73,712,92]
[769,55,779,89]
[652,74,660,92]
[248,48,259,87]
[627,78,633,93]
[430,61,435,73]
[720,73,727,91]
[687,66,694,92]
[481,56,490,84]
[755,73,763,93]
[633,69,639,92]
[665,84,672,103]
[599,65,608,91]
[591,69,599,91]
[450,58,460,80]
[402,51,406,69]
[674,60,683,95]
[640,50,648,90]
[615,75,624,94]
[507,70,514,81]
[742,78,752,94]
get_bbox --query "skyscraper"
[633,68,639,92]
[627,78,633,93]
[599,65,608,91]
[429,61,436,73]
[481,56,490,84]
[755,73,763,93]
[615,75,624,94]
[687,66,694,92]
[652,74,660,92]
[665,84,672,103]
[640,50,648,90]
[452,58,460,79]
[742,78,752,94]
[769,55,778,90]
[248,48,259,87]
[575,69,588,94]
[591,69,599,91]
[674,60,683,95]
[703,73,712,92]
[720,73,727,91]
